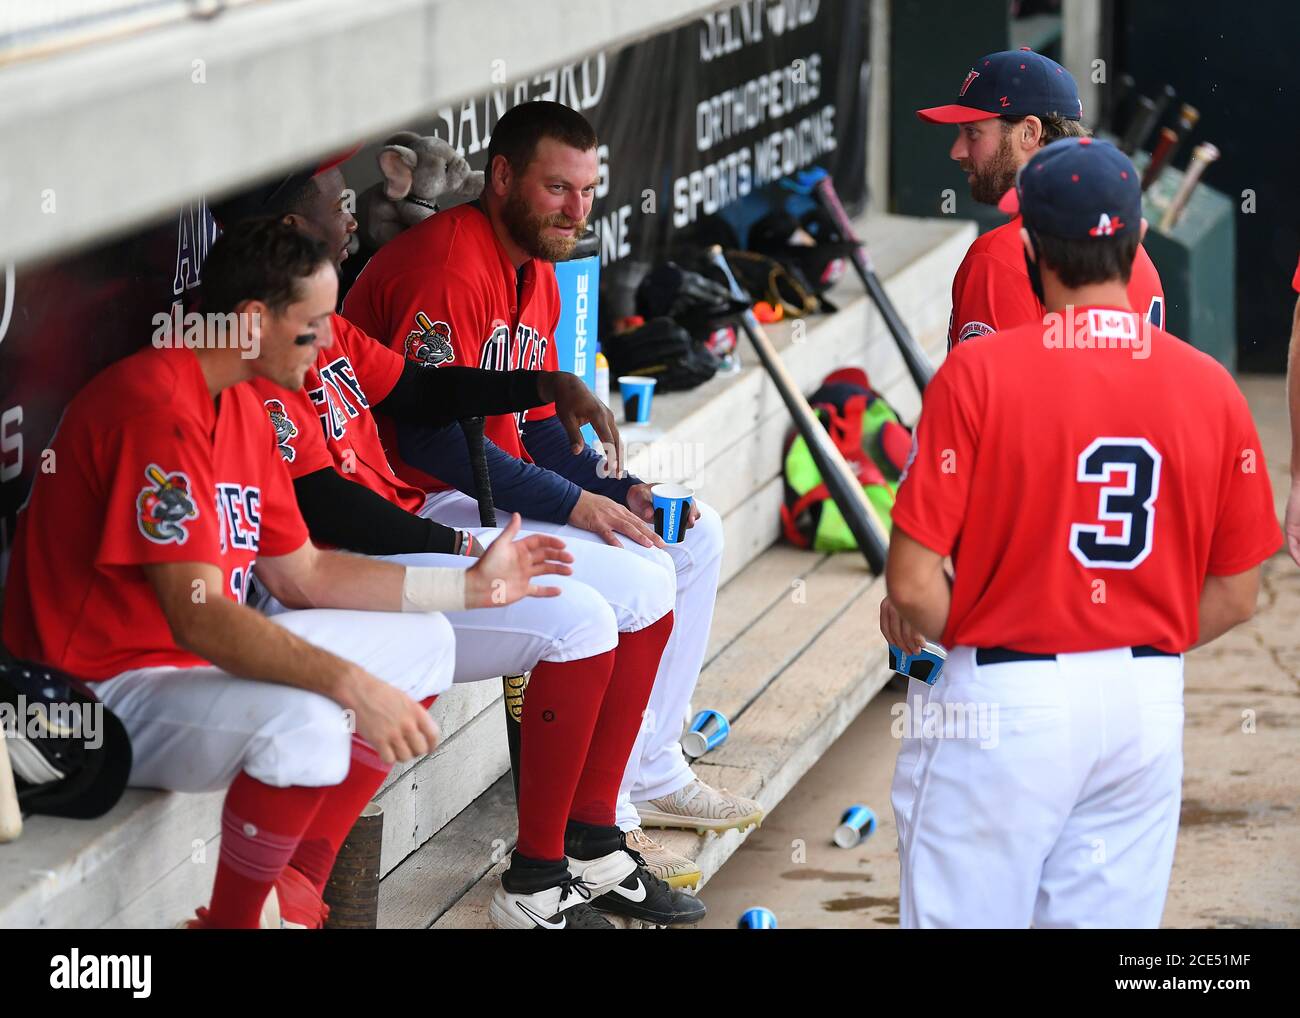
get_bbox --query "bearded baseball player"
[1,220,571,929]
[881,48,1169,856]
[343,101,762,885]
[886,138,1282,928]
[211,173,705,929]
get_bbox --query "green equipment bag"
[781,367,914,552]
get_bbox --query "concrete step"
[0,211,971,928]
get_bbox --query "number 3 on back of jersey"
[1069,437,1162,569]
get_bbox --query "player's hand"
[1286,479,1300,568]
[538,372,623,476]
[626,482,700,532]
[880,595,927,655]
[464,513,573,607]
[569,489,666,549]
[347,670,442,765]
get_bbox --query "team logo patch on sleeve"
[263,399,299,462]
[404,311,455,367]
[956,320,995,344]
[136,464,199,545]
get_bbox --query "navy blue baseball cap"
[917,49,1083,124]
[999,137,1141,239]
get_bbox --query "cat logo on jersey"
[405,311,455,367]
[264,399,299,462]
[136,464,199,545]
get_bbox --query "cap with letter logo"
[916,49,1083,124]
[999,137,1142,240]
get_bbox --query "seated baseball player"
[343,102,763,888]
[211,179,706,929]
[0,219,571,929]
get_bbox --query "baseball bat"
[811,175,934,393]
[707,246,890,573]
[0,735,22,842]
[1118,95,1159,155]
[1160,142,1220,230]
[1140,127,1179,191]
[459,416,525,798]
[1142,104,1200,191]
[1109,73,1136,135]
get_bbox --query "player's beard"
[963,132,1020,206]
[500,187,586,262]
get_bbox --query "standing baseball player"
[881,48,1168,855]
[921,48,1165,350]
[343,101,762,886]
[885,138,1282,928]
[212,173,705,928]
[1284,252,1300,566]
[1,219,570,929]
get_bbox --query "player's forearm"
[293,467,459,555]
[521,416,641,503]
[394,420,581,524]
[1192,571,1260,648]
[1288,296,1300,479]
[172,597,367,708]
[887,576,950,642]
[375,364,547,426]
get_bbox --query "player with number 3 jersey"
[885,138,1281,928]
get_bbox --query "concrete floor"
[699,375,1300,930]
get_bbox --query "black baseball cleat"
[564,821,708,927]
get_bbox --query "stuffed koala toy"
[355,131,484,252]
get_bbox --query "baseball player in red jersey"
[1285,253,1300,565]
[885,138,1282,928]
[918,49,1166,350]
[1,220,570,929]
[882,49,1167,855]
[344,103,761,878]
[212,168,706,927]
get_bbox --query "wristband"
[401,565,467,613]
[454,529,483,557]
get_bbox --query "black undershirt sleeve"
[375,363,548,426]
[292,467,459,555]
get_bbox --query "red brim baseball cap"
[916,104,1001,124]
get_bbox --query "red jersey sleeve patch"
[135,464,201,545]
[97,416,222,568]
[950,251,1040,348]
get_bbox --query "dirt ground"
[699,375,1299,930]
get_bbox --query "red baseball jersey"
[894,305,1281,654]
[1292,253,1300,292]
[948,214,1165,348]
[3,346,309,680]
[343,203,560,493]
[249,313,424,514]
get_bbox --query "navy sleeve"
[521,415,642,505]
[394,420,582,525]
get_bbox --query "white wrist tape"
[401,566,467,613]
